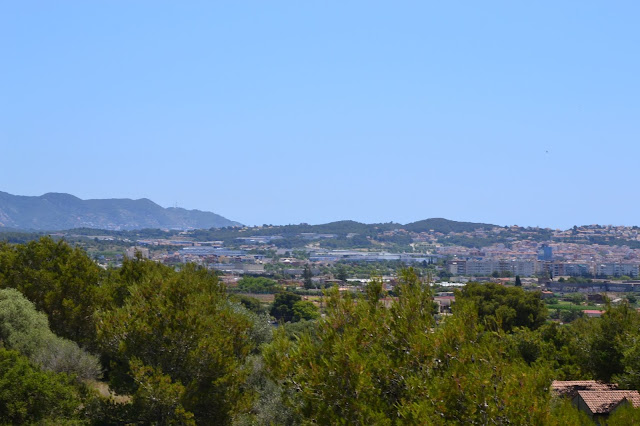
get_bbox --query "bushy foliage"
[548,398,592,425]
[0,347,83,423]
[0,237,104,347]
[33,336,103,381]
[270,292,302,322]
[102,254,176,308]
[595,303,640,383]
[5,238,640,424]
[237,276,281,294]
[0,288,101,380]
[97,263,257,424]
[292,300,320,322]
[0,288,50,357]
[128,358,195,425]
[264,269,554,424]
[606,402,640,424]
[232,355,297,426]
[455,282,547,332]
[233,294,266,314]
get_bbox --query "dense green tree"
[0,288,50,357]
[8,237,640,423]
[281,319,319,343]
[97,264,256,424]
[335,264,348,282]
[586,303,640,382]
[533,322,584,380]
[515,275,522,286]
[0,348,83,424]
[568,292,586,305]
[128,358,195,425]
[236,276,281,294]
[606,402,640,424]
[534,303,640,384]
[232,355,297,426]
[548,398,592,425]
[291,300,319,322]
[560,309,585,324]
[0,237,104,347]
[302,264,314,289]
[233,294,265,314]
[0,288,101,381]
[264,269,554,424]
[455,282,547,332]
[270,292,302,322]
[615,337,640,390]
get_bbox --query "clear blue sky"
[2,2,639,229]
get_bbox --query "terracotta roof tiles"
[576,390,640,414]
[551,380,617,398]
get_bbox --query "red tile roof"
[575,390,640,414]
[551,380,617,398]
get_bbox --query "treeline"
[1,238,640,423]
[0,238,270,424]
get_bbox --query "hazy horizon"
[0,189,634,231]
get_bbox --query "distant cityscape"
[77,223,640,293]
[5,190,640,291]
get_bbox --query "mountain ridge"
[0,191,241,231]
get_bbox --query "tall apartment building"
[596,263,640,277]
[449,258,640,279]
[537,244,553,261]
[125,246,150,259]
[448,259,536,277]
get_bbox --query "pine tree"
[302,264,314,289]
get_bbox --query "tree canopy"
[236,276,281,294]
[97,263,256,424]
[264,269,555,424]
[455,281,547,332]
[1,238,640,424]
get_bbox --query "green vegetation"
[0,348,84,423]
[302,264,314,289]
[264,270,552,423]
[97,263,256,424]
[236,276,281,293]
[403,217,495,233]
[233,294,266,314]
[0,237,104,347]
[605,403,640,424]
[2,238,640,423]
[270,292,319,323]
[0,288,101,381]
[456,282,547,332]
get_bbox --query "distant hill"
[239,220,399,237]
[403,218,496,233]
[0,192,241,231]
[264,219,495,236]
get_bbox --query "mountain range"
[0,192,241,231]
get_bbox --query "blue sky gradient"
[2,2,639,228]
